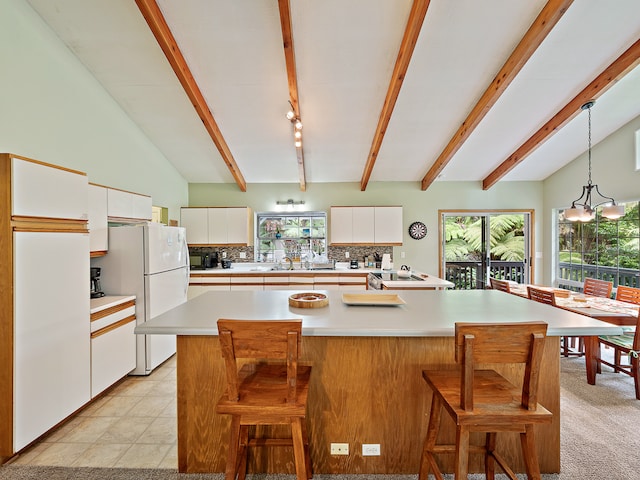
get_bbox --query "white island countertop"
[135,289,622,338]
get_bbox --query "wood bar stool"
[216,319,312,480]
[419,321,552,480]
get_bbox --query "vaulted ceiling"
[26,0,640,192]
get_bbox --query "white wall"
[189,180,544,280]
[0,0,188,221]
[543,114,640,284]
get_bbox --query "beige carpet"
[1,353,638,479]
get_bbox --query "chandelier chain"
[587,103,592,186]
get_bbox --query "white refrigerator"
[93,223,189,375]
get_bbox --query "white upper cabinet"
[107,188,152,221]
[352,207,375,244]
[330,206,402,245]
[329,207,353,244]
[227,207,253,244]
[11,156,88,220]
[374,206,403,245]
[182,207,253,246]
[181,208,208,244]
[88,184,108,253]
[207,208,228,244]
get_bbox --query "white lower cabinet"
[90,297,136,398]
[14,231,90,451]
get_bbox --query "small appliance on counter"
[206,251,219,268]
[189,253,208,270]
[381,253,392,270]
[221,259,232,269]
[90,267,105,298]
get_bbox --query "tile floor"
[10,356,178,469]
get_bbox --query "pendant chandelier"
[564,101,624,222]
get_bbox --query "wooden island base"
[176,335,560,475]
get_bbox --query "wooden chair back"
[217,319,302,403]
[527,286,557,306]
[583,277,613,298]
[490,277,511,293]
[454,321,548,411]
[615,285,640,305]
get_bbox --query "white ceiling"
[26,0,640,188]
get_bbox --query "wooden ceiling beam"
[278,0,306,192]
[420,0,574,191]
[360,0,431,191]
[483,37,640,190]
[135,0,247,191]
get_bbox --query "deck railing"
[445,261,526,290]
[445,261,639,291]
[558,262,640,289]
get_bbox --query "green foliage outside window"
[558,202,640,286]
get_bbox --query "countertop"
[189,264,453,288]
[134,289,623,338]
[90,295,135,314]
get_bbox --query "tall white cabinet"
[0,154,90,458]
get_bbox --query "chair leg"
[237,425,249,480]
[291,417,309,480]
[300,419,312,479]
[520,424,542,480]
[484,432,496,480]
[419,394,443,480]
[225,416,242,480]
[454,425,470,479]
[632,354,640,400]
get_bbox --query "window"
[557,201,640,289]
[256,212,327,262]
[636,128,640,171]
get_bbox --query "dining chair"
[527,286,578,358]
[490,277,511,293]
[527,286,556,306]
[568,278,612,358]
[583,277,613,298]
[616,285,640,304]
[419,321,552,480]
[596,307,640,400]
[215,319,313,480]
[596,285,640,400]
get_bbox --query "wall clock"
[408,221,427,240]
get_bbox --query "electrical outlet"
[239,252,246,259]
[345,251,350,258]
[330,443,349,455]
[401,251,405,258]
[362,444,380,456]
[222,251,227,259]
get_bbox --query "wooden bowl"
[288,292,329,308]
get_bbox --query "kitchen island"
[136,289,622,475]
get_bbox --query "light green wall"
[190,181,544,278]
[0,0,188,220]
[543,114,640,285]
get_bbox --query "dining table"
[506,282,638,384]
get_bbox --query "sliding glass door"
[441,211,531,290]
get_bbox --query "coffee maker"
[90,267,105,298]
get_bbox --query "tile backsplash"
[189,245,393,265]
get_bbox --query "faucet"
[282,256,294,270]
